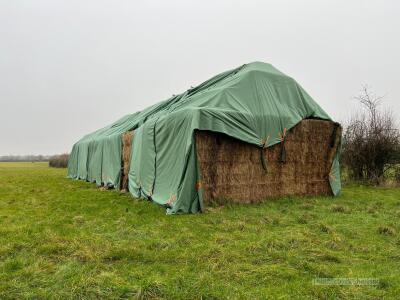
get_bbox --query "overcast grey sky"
[0,0,399,155]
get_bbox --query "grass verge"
[0,162,399,298]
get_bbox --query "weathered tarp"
[68,62,341,214]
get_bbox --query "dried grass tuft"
[378,226,396,236]
[331,204,348,213]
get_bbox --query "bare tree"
[342,85,400,184]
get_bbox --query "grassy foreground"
[0,162,399,299]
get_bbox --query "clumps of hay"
[331,204,349,213]
[195,119,342,206]
[120,131,134,191]
[73,215,85,226]
[319,223,334,233]
[378,226,396,236]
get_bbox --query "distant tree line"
[0,154,70,169]
[0,155,51,162]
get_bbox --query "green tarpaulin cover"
[68,62,341,214]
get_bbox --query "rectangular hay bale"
[195,119,342,206]
[120,130,134,191]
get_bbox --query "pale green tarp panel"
[67,144,78,178]
[77,141,89,180]
[68,113,141,187]
[67,94,185,188]
[101,135,122,187]
[128,122,156,199]
[329,144,342,196]
[127,126,143,198]
[68,62,341,214]
[87,139,102,184]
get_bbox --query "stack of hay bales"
[68,62,342,214]
[196,119,341,205]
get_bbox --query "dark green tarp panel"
[68,62,341,214]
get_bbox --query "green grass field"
[0,162,399,299]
